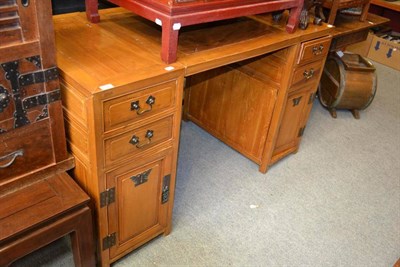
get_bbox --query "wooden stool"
[0,172,96,267]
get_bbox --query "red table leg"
[286,3,303,33]
[86,0,100,23]
[161,19,180,64]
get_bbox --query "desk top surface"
[54,8,333,94]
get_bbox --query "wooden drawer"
[103,80,177,133]
[297,37,331,65]
[290,60,324,90]
[0,120,54,183]
[104,115,173,167]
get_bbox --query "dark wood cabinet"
[0,1,95,266]
[0,0,69,190]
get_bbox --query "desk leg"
[85,0,100,23]
[161,20,179,64]
[286,4,303,33]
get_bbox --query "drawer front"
[0,121,54,183]
[290,60,323,90]
[297,37,331,65]
[104,116,173,167]
[103,80,177,133]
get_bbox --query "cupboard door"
[106,152,173,260]
[272,89,311,158]
[299,90,317,136]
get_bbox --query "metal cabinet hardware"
[131,169,152,186]
[161,174,171,204]
[100,187,116,207]
[0,85,10,112]
[308,92,316,104]
[22,90,61,109]
[129,130,154,148]
[0,149,24,169]
[298,126,306,137]
[303,68,315,80]
[130,95,155,115]
[292,96,302,106]
[102,233,116,250]
[312,44,324,55]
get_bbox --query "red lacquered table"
[85,0,304,63]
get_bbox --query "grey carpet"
[12,61,400,267]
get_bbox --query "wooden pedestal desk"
[53,8,333,266]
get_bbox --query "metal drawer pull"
[130,95,156,115]
[312,44,324,55]
[303,68,315,80]
[0,149,24,169]
[129,130,154,148]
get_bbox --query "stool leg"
[70,207,96,267]
[351,109,360,119]
[328,108,337,118]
